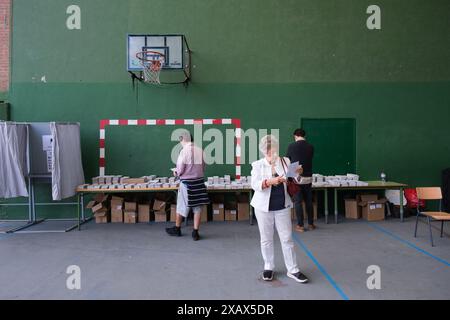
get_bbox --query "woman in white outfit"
[250,135,309,283]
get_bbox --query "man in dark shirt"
[286,128,315,232]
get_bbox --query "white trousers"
[254,208,300,274]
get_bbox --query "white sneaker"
[287,271,309,283]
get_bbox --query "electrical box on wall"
[0,102,10,121]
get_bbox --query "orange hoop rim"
[136,51,165,63]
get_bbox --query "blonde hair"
[259,135,279,156]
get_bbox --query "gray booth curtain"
[0,122,29,198]
[50,122,85,201]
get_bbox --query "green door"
[301,118,356,175]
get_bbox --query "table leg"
[324,189,329,224]
[249,191,253,225]
[400,187,404,222]
[248,191,255,225]
[77,193,81,231]
[81,193,85,221]
[334,188,338,224]
[27,177,33,223]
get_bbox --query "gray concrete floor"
[0,216,449,300]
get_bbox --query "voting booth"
[0,121,85,233]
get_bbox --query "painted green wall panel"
[9,81,450,186]
[11,0,450,83]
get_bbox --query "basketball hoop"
[136,51,165,84]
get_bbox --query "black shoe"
[192,229,200,241]
[262,270,274,281]
[287,271,309,283]
[166,226,181,237]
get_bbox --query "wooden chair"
[415,187,450,246]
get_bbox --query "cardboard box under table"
[345,198,361,219]
[138,204,150,223]
[225,201,237,221]
[124,211,137,223]
[358,194,386,221]
[211,194,225,221]
[153,199,167,222]
[212,203,225,221]
[125,201,137,212]
[94,209,110,224]
[154,211,167,222]
[170,204,177,222]
[237,194,250,221]
[199,205,208,222]
[111,196,124,223]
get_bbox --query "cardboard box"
[212,203,225,221]
[110,196,123,212]
[225,209,237,221]
[345,199,361,219]
[237,194,250,221]
[200,205,208,222]
[360,202,385,221]
[94,209,110,223]
[94,193,108,203]
[237,202,250,221]
[358,194,386,221]
[86,200,96,209]
[153,199,166,212]
[111,210,123,223]
[170,204,177,222]
[359,194,379,202]
[225,201,237,221]
[92,202,106,213]
[154,210,167,222]
[138,204,150,223]
[124,211,137,223]
[124,201,137,212]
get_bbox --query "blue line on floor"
[292,233,349,300]
[366,222,450,268]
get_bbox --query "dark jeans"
[294,183,314,226]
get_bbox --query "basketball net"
[136,51,165,85]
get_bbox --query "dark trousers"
[294,183,314,226]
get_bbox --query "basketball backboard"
[127,34,184,71]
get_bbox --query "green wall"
[2,0,450,218]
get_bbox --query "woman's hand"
[268,176,285,186]
[296,166,303,175]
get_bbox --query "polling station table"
[332,181,408,224]
[76,182,404,229]
[76,185,333,228]
[75,186,254,230]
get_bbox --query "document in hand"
[286,161,301,178]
